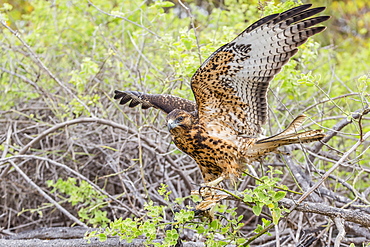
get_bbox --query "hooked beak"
[167,119,177,131]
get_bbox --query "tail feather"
[272,115,307,137]
[256,129,325,145]
[258,115,308,142]
[245,115,325,159]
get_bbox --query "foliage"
[47,178,110,227]
[242,167,288,225]
[86,169,289,246]
[87,183,249,246]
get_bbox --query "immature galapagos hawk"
[115,4,328,186]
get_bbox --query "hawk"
[114,4,328,186]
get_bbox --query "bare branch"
[294,131,370,206]
[333,217,345,247]
[279,198,370,228]
[7,160,87,227]
[86,0,161,38]
[0,20,94,118]
[308,107,370,163]
[0,154,137,215]
[0,117,194,190]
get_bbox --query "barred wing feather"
[191,4,329,136]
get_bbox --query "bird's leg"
[194,195,227,221]
[191,176,230,220]
[196,176,225,199]
[203,176,225,188]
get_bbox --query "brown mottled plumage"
[114,4,329,185]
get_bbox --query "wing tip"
[113,90,124,100]
[114,90,141,107]
[312,6,326,12]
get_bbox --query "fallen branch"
[2,227,205,247]
[279,198,370,228]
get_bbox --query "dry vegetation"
[1,0,370,246]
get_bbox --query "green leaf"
[256,191,268,202]
[236,238,247,245]
[274,191,286,201]
[274,169,283,175]
[254,224,264,233]
[252,204,263,216]
[221,226,229,234]
[210,220,220,230]
[243,193,253,202]
[271,208,282,225]
[261,218,271,227]
[155,1,175,8]
[238,215,243,222]
[98,233,107,242]
[196,225,206,234]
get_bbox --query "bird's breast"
[171,123,239,160]
[170,122,251,182]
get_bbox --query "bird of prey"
[114,4,328,186]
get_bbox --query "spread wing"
[114,90,196,114]
[191,4,329,136]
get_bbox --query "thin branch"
[0,20,94,118]
[294,131,370,206]
[178,0,202,64]
[128,32,164,75]
[0,67,50,98]
[0,117,194,190]
[314,168,370,206]
[7,160,87,227]
[333,217,345,247]
[279,198,370,227]
[0,154,137,216]
[1,124,12,159]
[359,108,370,141]
[86,0,160,38]
[301,93,360,114]
[308,108,370,163]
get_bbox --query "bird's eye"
[177,116,184,122]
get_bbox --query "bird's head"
[166,109,194,134]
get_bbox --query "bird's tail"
[246,115,325,158]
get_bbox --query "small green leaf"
[274,191,286,201]
[243,193,253,202]
[196,225,205,234]
[238,215,243,222]
[262,218,271,227]
[272,208,282,225]
[252,204,263,216]
[99,233,107,242]
[156,1,175,8]
[236,238,247,245]
[210,220,220,230]
[274,169,283,175]
[254,224,264,233]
